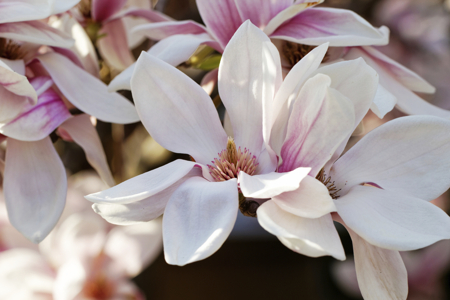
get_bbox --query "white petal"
[239,167,310,198]
[257,200,345,260]
[371,84,397,119]
[53,259,86,300]
[219,21,280,156]
[59,114,115,187]
[163,177,238,266]
[131,52,227,165]
[332,115,450,201]
[272,175,337,218]
[37,52,139,124]
[4,137,67,243]
[86,159,199,204]
[336,185,450,251]
[349,229,408,300]
[105,218,162,277]
[0,21,73,48]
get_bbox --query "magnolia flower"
[86,20,385,266]
[70,0,171,71]
[108,0,388,92]
[0,0,141,243]
[0,172,162,300]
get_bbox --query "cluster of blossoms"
[2,0,450,299]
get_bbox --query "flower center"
[316,169,341,199]
[208,137,259,182]
[0,39,25,60]
[282,41,329,68]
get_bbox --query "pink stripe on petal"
[235,0,292,29]
[92,0,127,22]
[132,21,208,41]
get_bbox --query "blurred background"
[8,0,450,299]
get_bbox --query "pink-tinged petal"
[92,0,127,22]
[196,0,242,49]
[336,185,450,251]
[0,59,36,102]
[115,7,173,22]
[132,20,208,41]
[219,21,280,157]
[4,137,67,243]
[0,21,73,48]
[239,167,310,198]
[272,175,336,218]
[0,57,25,75]
[163,177,238,266]
[270,7,389,46]
[348,229,408,300]
[269,43,329,156]
[108,33,216,92]
[92,168,202,225]
[53,259,86,300]
[332,116,450,201]
[105,219,162,277]
[131,52,227,165]
[0,249,54,299]
[279,74,355,175]
[0,88,71,141]
[0,0,52,24]
[315,58,378,173]
[361,46,435,93]
[257,200,345,260]
[98,19,134,71]
[344,47,450,118]
[59,115,114,187]
[263,0,324,36]
[51,14,99,77]
[37,52,139,124]
[87,159,199,204]
[201,68,219,95]
[29,76,53,96]
[235,0,292,29]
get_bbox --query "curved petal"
[279,74,355,175]
[98,19,134,71]
[86,159,199,204]
[272,175,336,218]
[132,20,208,41]
[4,137,67,243]
[336,185,450,251]
[219,21,280,156]
[344,47,450,119]
[332,116,450,201]
[0,60,36,102]
[371,84,397,119]
[0,21,73,48]
[53,259,86,300]
[37,52,139,124]
[263,0,323,36]
[116,7,173,22]
[235,0,292,29]
[270,8,389,46]
[0,88,71,141]
[108,33,215,92]
[196,0,242,49]
[59,114,115,187]
[105,218,162,277]
[92,167,202,225]
[361,46,435,94]
[239,167,310,198]
[131,51,227,165]
[163,177,238,266]
[257,200,345,260]
[348,229,408,300]
[51,0,80,14]
[0,1,52,24]
[92,0,127,22]
[201,68,219,95]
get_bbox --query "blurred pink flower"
[0,172,162,300]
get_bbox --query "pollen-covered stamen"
[282,41,329,68]
[316,169,341,199]
[0,38,25,60]
[208,137,259,182]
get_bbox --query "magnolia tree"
[1,0,450,299]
